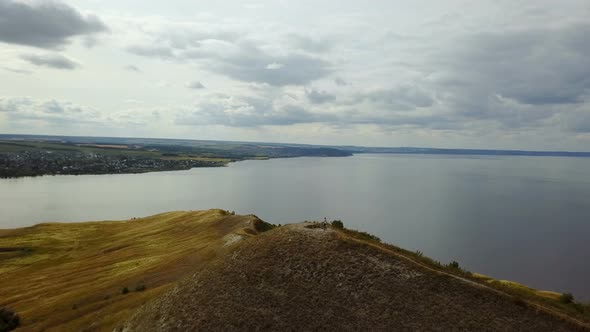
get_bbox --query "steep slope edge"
[123,223,588,331]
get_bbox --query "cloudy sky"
[1,0,589,150]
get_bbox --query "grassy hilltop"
[0,210,267,331]
[1,211,589,331]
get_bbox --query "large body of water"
[1,154,589,300]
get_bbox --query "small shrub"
[331,220,344,229]
[415,250,423,257]
[253,219,275,232]
[448,261,460,269]
[121,287,129,295]
[135,284,146,292]
[573,303,585,313]
[560,292,574,304]
[0,307,20,332]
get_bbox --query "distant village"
[0,150,225,178]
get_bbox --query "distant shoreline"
[346,147,590,158]
[354,150,590,158]
[2,133,590,179]
[2,133,589,158]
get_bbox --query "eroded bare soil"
[124,224,585,331]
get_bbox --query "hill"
[123,222,590,331]
[1,211,589,331]
[0,210,266,331]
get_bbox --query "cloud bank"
[0,0,107,49]
[1,1,589,149]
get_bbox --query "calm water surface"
[1,154,590,300]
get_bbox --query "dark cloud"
[410,22,590,132]
[306,89,335,104]
[187,81,205,89]
[128,34,331,86]
[206,44,331,86]
[21,53,79,70]
[466,26,589,106]
[0,0,107,49]
[436,24,590,106]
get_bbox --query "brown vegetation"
[123,222,589,331]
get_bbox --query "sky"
[0,0,589,150]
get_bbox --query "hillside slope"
[0,210,264,331]
[123,223,588,332]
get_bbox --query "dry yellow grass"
[0,209,261,331]
[471,274,562,301]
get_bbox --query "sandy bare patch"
[223,233,244,247]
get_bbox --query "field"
[0,210,266,331]
[0,140,227,161]
[0,135,352,161]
